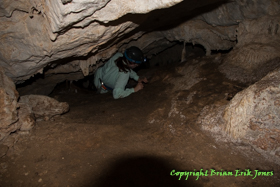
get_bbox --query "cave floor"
[1,56,280,187]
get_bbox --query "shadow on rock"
[86,155,200,187]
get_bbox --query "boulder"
[19,95,69,121]
[199,68,280,163]
[17,102,35,131]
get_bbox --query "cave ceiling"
[0,0,279,83]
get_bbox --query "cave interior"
[1,0,280,186]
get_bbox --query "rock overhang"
[0,0,279,84]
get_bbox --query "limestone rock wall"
[0,0,183,82]
[0,67,69,156]
[0,67,19,142]
[121,0,280,65]
[1,0,278,89]
[160,19,237,56]
[45,0,183,34]
[199,68,280,163]
[219,15,280,83]
[120,19,237,57]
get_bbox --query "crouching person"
[94,46,148,99]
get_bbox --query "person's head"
[116,46,145,72]
[124,46,145,69]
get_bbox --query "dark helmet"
[124,46,145,64]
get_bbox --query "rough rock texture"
[0,68,69,155]
[122,0,280,58]
[0,68,69,153]
[17,102,35,132]
[219,15,280,83]
[1,94,69,156]
[1,0,278,97]
[0,0,183,82]
[1,0,279,86]
[198,68,280,163]
[0,67,19,142]
[120,19,237,58]
[162,20,236,56]
[45,0,183,33]
[19,95,69,121]
[0,67,19,157]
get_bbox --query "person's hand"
[138,77,148,83]
[134,82,144,92]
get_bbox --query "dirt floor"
[1,55,280,187]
